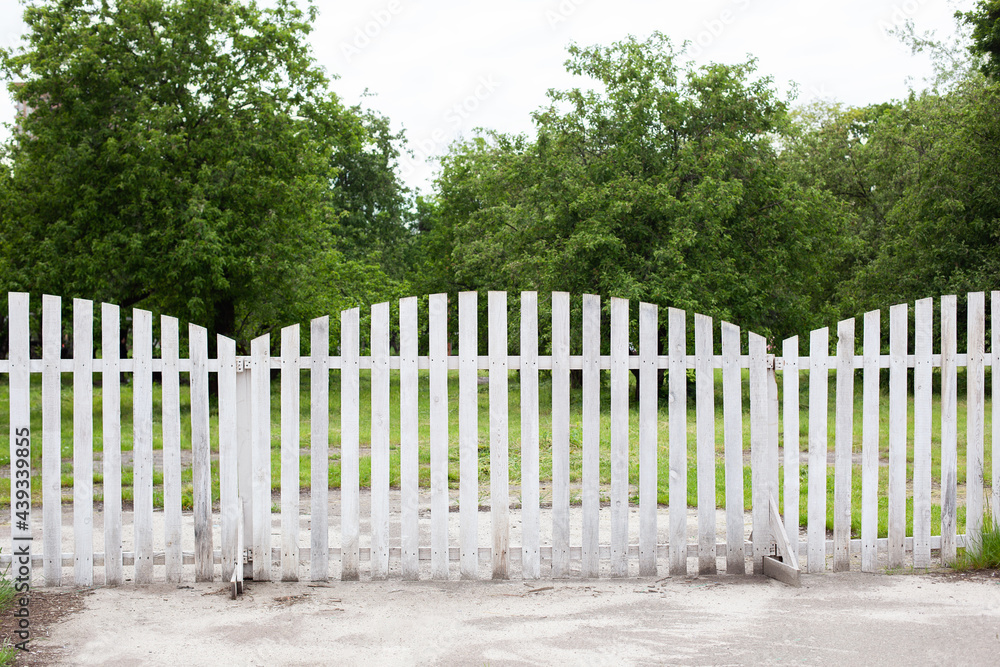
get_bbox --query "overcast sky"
[0,0,975,193]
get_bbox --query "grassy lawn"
[0,368,992,540]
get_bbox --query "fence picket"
[133,309,154,584]
[161,316,182,583]
[341,310,360,580]
[695,314,716,575]
[281,324,301,582]
[429,294,449,579]
[489,291,510,580]
[861,311,880,572]
[42,296,62,586]
[993,292,999,531]
[749,332,769,572]
[191,325,213,582]
[781,336,799,565]
[251,333,271,582]
[551,293,571,578]
[888,304,908,568]
[638,303,658,576]
[967,293,986,545]
[582,294,600,577]
[520,292,541,580]
[833,319,855,572]
[459,292,478,579]
[399,298,419,580]
[913,300,933,569]
[371,305,390,580]
[610,298,629,577]
[218,335,239,583]
[724,323,745,574]
[309,317,330,581]
[668,307,687,575]
[807,327,829,573]
[101,303,123,586]
[940,297,958,564]
[9,294,30,587]
[73,299,94,586]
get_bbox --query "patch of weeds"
[955,509,1000,570]
[0,553,18,665]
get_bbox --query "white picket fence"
[2,291,997,585]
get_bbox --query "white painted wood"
[807,327,829,574]
[8,294,31,588]
[993,292,999,539]
[489,291,510,580]
[190,325,213,582]
[42,296,62,587]
[966,292,986,545]
[695,313,716,575]
[520,292,540,580]
[833,319,855,572]
[582,294,600,578]
[309,317,330,581]
[73,299,94,586]
[132,308,154,584]
[723,323,745,575]
[940,297,958,565]
[399,298,419,580]
[749,331,770,572]
[218,335,239,583]
[161,316,183,583]
[550,293,571,578]
[458,291,479,580]
[280,324,301,582]
[101,303,123,586]
[861,311,880,573]
[340,311,360,580]
[370,305,390,580]
[668,307,688,575]
[429,294,449,580]
[251,333,272,582]
[913,299,933,569]
[638,302,659,577]
[781,336,799,567]
[236,354,253,581]
[888,304,907,568]
[610,298,630,578]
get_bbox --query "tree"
[426,33,850,342]
[960,0,1000,79]
[0,0,400,346]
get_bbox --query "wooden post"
[749,332,769,572]
[489,291,510,580]
[162,316,183,583]
[340,310,360,581]
[582,294,600,578]
[520,292,541,579]
[723,323,745,574]
[309,317,330,581]
[668,308,687,575]
[280,324,301,582]
[219,335,239,583]
[370,306,390,580]
[429,295,449,579]
[42,296,62,587]
[861,311,880,572]
[888,304,907,568]
[967,293,986,546]
[913,300,932,569]
[940,297,958,565]
[459,291,479,579]
[695,314,716,575]
[550,293,571,578]
[251,333,271,582]
[834,319,855,572]
[73,299,94,586]
[638,303,659,577]
[133,308,154,584]
[807,327,829,574]
[399,298,419,580]
[781,336,800,567]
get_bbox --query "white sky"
[0,0,975,194]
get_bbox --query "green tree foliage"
[0,0,405,346]
[424,33,849,341]
[959,0,1000,79]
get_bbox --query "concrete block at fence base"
[762,555,800,587]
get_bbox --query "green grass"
[955,510,1000,570]
[0,554,18,665]
[0,368,993,544]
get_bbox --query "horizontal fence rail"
[1,291,996,585]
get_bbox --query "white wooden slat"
[581,294,600,578]
[42,296,62,586]
[237,354,253,581]
[399,298,419,580]
[101,303,123,586]
[638,302,658,577]
[610,298,629,578]
[695,314,716,575]
[967,292,986,545]
[489,291,510,580]
[429,294,449,580]
[940,297,958,565]
[781,336,799,567]
[132,308,154,584]
[280,324,301,582]
[551,293,571,578]
[309,317,330,581]
[218,335,239,583]
[161,316,183,583]
[806,327,829,574]
[668,308,688,575]
[340,310,360,580]
[251,333,272,582]
[861,311,880,573]
[190,325,213,582]
[73,298,94,586]
[888,304,907,568]
[458,291,478,580]
[833,319,855,572]
[913,300,933,569]
[9,294,31,587]
[993,292,999,537]
[723,323,745,575]
[520,292,540,580]
[749,331,769,572]
[370,304,390,580]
